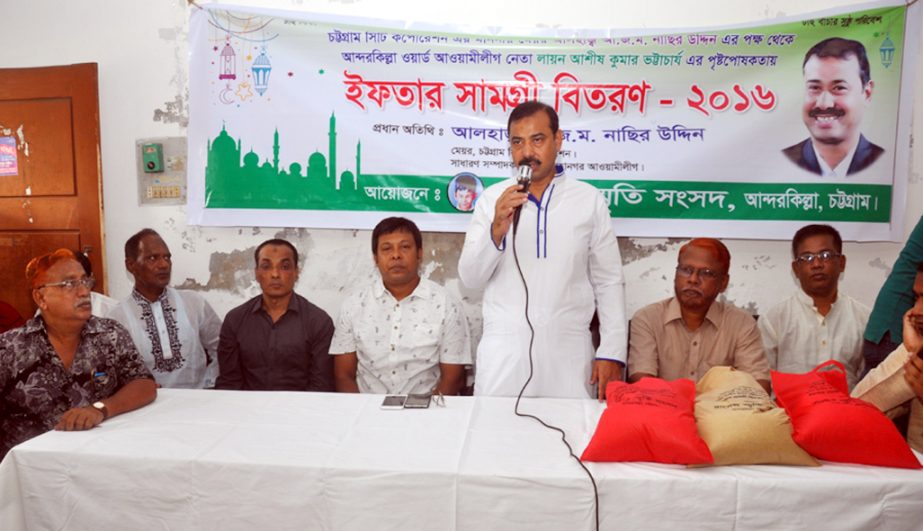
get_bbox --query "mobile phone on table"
[380,395,406,409]
[403,393,432,409]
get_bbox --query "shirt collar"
[372,276,431,301]
[131,287,169,306]
[794,287,838,313]
[665,296,723,327]
[24,314,105,337]
[812,140,859,178]
[248,293,300,314]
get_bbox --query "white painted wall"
[2,0,921,333]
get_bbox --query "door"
[0,63,105,319]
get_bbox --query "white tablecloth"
[1,389,922,530]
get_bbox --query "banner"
[187,1,918,240]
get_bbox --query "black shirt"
[215,294,334,391]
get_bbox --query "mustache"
[75,297,91,308]
[517,156,540,166]
[808,107,845,118]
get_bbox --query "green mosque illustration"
[205,113,377,210]
[205,112,485,213]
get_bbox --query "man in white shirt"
[108,229,222,389]
[852,262,923,452]
[458,100,628,399]
[331,217,471,395]
[759,224,870,389]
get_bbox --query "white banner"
[187,1,919,240]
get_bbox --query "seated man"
[331,217,471,395]
[73,249,119,317]
[863,215,923,375]
[216,239,334,391]
[759,225,869,389]
[628,238,771,392]
[108,229,222,389]
[852,261,923,452]
[0,249,156,459]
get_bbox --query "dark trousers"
[861,332,900,378]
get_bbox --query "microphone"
[512,164,532,234]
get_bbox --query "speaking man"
[458,100,628,399]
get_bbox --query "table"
[2,389,922,530]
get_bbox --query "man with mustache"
[758,225,869,389]
[853,261,923,452]
[459,100,627,399]
[628,238,771,393]
[108,229,222,389]
[330,217,471,395]
[216,238,334,391]
[0,249,156,459]
[782,37,884,176]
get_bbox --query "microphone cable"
[510,191,600,531]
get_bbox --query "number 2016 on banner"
[686,84,776,116]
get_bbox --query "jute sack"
[694,366,818,466]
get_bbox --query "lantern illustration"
[880,34,895,69]
[219,41,237,80]
[252,48,272,96]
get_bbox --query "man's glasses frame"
[795,251,841,264]
[36,276,95,291]
[675,265,722,281]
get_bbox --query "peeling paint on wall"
[738,254,776,271]
[735,300,760,315]
[177,247,255,294]
[153,93,189,128]
[868,257,893,275]
[619,237,684,264]
[422,232,465,284]
[154,23,189,127]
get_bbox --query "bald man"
[628,238,771,392]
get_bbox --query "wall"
[2,0,921,339]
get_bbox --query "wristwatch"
[92,401,109,420]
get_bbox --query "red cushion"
[772,360,921,469]
[581,377,713,465]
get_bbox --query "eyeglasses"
[676,265,722,281]
[795,251,841,264]
[36,276,95,291]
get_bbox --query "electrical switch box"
[142,143,164,173]
[136,137,187,205]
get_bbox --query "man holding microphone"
[458,100,628,399]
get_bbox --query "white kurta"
[758,290,870,390]
[108,287,221,389]
[458,171,627,398]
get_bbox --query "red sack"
[772,360,921,469]
[581,377,713,465]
